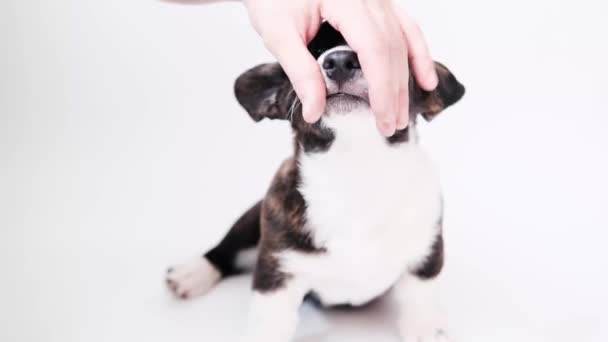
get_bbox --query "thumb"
[265,30,326,123]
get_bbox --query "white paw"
[166,257,221,299]
[399,315,451,342]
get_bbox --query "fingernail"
[397,108,410,128]
[380,120,396,137]
[301,90,324,123]
[302,102,313,122]
[396,117,409,130]
[302,100,318,123]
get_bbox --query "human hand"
[245,0,439,136]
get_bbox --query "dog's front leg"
[395,234,450,342]
[395,273,450,342]
[242,278,307,342]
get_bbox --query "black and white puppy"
[166,22,465,342]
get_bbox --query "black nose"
[322,50,360,83]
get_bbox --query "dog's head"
[234,22,464,130]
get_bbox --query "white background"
[1,0,608,341]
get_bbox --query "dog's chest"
[282,113,442,305]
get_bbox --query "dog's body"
[286,110,442,307]
[166,23,464,342]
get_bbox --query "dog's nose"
[322,50,360,83]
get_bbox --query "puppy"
[166,22,465,342]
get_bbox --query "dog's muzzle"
[319,47,369,106]
[323,50,360,84]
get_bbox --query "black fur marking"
[204,201,262,276]
[297,122,335,154]
[414,62,466,122]
[386,127,410,144]
[234,63,291,122]
[307,22,347,59]
[436,63,466,109]
[412,233,444,279]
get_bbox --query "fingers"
[397,10,438,91]
[367,0,411,130]
[263,28,327,123]
[243,0,435,132]
[367,0,410,132]
[323,0,398,136]
[396,86,410,129]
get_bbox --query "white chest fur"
[279,110,443,306]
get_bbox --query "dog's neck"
[291,108,419,160]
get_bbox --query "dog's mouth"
[327,91,368,104]
[325,91,369,113]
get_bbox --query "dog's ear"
[234,63,293,122]
[410,62,465,122]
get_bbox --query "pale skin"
[164,0,438,137]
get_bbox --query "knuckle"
[368,38,389,57]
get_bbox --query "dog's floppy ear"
[234,63,293,122]
[410,62,465,122]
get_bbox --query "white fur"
[318,45,353,60]
[396,273,450,342]
[166,257,221,298]
[243,282,307,342]
[278,109,443,306]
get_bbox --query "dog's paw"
[399,315,451,342]
[166,257,221,299]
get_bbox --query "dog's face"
[234,22,464,130]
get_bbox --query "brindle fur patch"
[253,158,325,292]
